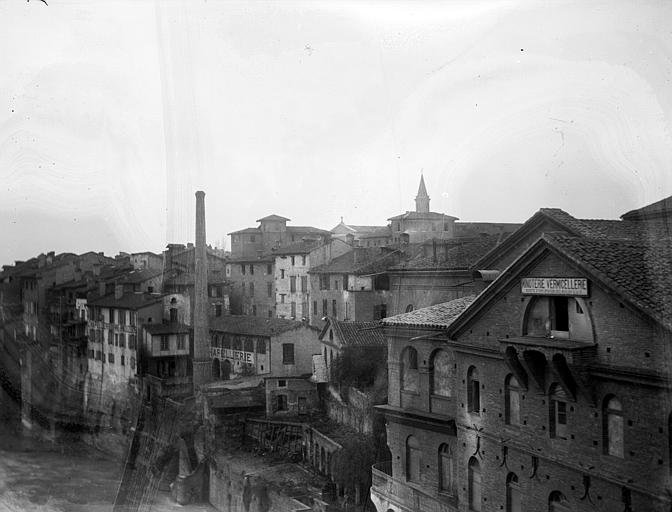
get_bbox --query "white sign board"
[521,277,588,296]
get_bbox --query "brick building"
[228,214,330,259]
[209,315,321,381]
[308,246,412,328]
[371,197,672,512]
[388,176,458,244]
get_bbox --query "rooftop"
[387,211,459,222]
[391,236,503,271]
[310,247,411,275]
[142,322,191,335]
[382,295,477,328]
[320,319,386,347]
[256,214,291,222]
[87,292,164,310]
[210,315,310,337]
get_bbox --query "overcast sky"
[2,0,672,264]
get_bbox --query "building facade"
[371,198,672,512]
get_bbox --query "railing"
[371,461,458,512]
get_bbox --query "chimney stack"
[192,191,212,387]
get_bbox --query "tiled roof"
[210,315,309,337]
[310,247,410,275]
[286,226,331,235]
[392,236,501,271]
[388,211,459,221]
[322,319,386,347]
[256,214,291,222]
[621,194,672,220]
[87,292,164,310]
[116,268,164,284]
[228,227,261,235]
[142,322,191,335]
[271,240,322,255]
[382,295,477,328]
[545,233,672,329]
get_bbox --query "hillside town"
[1,177,672,511]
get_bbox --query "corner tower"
[415,174,430,213]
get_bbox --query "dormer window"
[524,296,592,341]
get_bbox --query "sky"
[1,0,672,264]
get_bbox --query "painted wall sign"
[210,347,255,364]
[521,277,588,296]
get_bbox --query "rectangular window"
[291,256,295,266]
[114,333,119,347]
[215,304,222,317]
[250,264,254,275]
[277,394,288,411]
[319,275,330,290]
[301,276,307,292]
[121,355,125,366]
[241,264,246,275]
[121,333,127,349]
[160,335,169,351]
[278,379,287,388]
[252,305,257,316]
[281,269,285,279]
[177,335,186,350]
[291,302,296,318]
[267,282,273,298]
[280,294,285,304]
[302,255,306,265]
[128,334,136,350]
[110,309,115,324]
[268,310,273,318]
[256,339,266,354]
[322,299,328,317]
[282,343,295,365]
[374,274,390,290]
[108,353,114,364]
[332,300,337,317]
[267,263,272,275]
[313,301,317,315]
[290,276,296,293]
[249,283,254,297]
[373,304,387,320]
[242,282,246,295]
[130,357,136,369]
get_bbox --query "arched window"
[603,396,623,457]
[438,443,453,493]
[507,472,521,512]
[401,347,419,392]
[549,384,568,439]
[505,375,521,426]
[468,457,482,511]
[406,436,421,482]
[212,334,219,348]
[405,304,414,313]
[549,491,571,512]
[467,366,480,413]
[430,350,452,397]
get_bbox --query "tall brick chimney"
[192,190,212,387]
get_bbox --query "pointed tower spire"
[415,174,430,213]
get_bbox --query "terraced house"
[372,196,672,512]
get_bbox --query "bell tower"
[415,174,430,213]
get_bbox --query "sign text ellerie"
[210,347,255,364]
[521,277,588,296]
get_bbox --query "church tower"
[415,174,430,213]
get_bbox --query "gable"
[475,217,573,271]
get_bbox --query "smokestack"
[192,190,212,387]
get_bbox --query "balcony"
[370,461,457,512]
[498,336,597,366]
[145,374,193,398]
